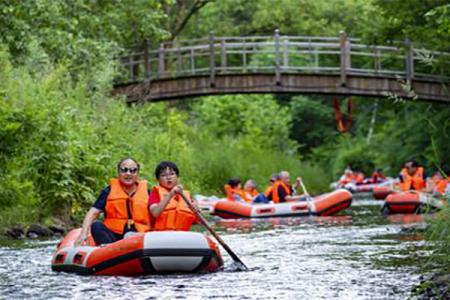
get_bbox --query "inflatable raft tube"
[381,192,446,215]
[373,186,393,200]
[212,189,352,219]
[52,229,223,276]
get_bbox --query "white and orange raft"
[52,229,223,276]
[212,189,352,219]
[381,191,446,215]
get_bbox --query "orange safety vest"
[435,177,450,195]
[243,189,258,203]
[264,186,274,198]
[339,173,354,185]
[355,173,365,184]
[400,167,426,191]
[272,181,292,203]
[224,184,249,202]
[150,186,196,231]
[103,178,150,234]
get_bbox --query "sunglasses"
[120,167,139,174]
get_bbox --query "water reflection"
[215,215,353,233]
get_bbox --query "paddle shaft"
[178,192,248,270]
[298,178,311,198]
[298,178,316,216]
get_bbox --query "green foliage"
[0,0,168,75]
[192,94,298,151]
[289,96,336,154]
[426,206,450,273]
[182,0,382,38]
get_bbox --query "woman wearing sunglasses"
[75,157,151,246]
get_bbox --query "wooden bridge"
[114,30,450,103]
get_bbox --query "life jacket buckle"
[127,219,135,227]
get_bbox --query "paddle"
[298,177,315,215]
[177,191,249,271]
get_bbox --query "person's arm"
[150,185,183,218]
[293,177,301,191]
[74,207,101,246]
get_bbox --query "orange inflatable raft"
[372,186,394,200]
[52,229,223,276]
[212,189,352,219]
[381,191,446,215]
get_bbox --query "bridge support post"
[220,39,227,72]
[209,32,216,87]
[158,44,165,78]
[143,39,150,80]
[340,31,351,86]
[275,29,281,85]
[405,38,414,81]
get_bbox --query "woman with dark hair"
[148,161,197,231]
[75,157,151,245]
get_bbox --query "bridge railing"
[118,30,450,85]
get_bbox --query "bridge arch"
[113,30,450,103]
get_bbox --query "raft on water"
[381,191,446,215]
[52,229,223,276]
[212,189,352,219]
[372,186,394,200]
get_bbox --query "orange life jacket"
[224,184,248,202]
[272,181,292,203]
[103,178,150,234]
[246,189,258,197]
[150,186,196,231]
[399,167,426,191]
[355,172,365,184]
[434,177,450,195]
[264,186,274,198]
[339,173,354,185]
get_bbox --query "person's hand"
[172,184,184,195]
[74,232,87,247]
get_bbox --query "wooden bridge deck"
[114,31,450,103]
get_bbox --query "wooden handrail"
[118,30,450,84]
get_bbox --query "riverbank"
[414,273,450,299]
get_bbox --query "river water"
[0,199,432,299]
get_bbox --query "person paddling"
[148,161,197,231]
[75,157,151,246]
[272,171,304,203]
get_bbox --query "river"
[0,198,431,299]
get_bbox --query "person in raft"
[253,173,279,204]
[368,168,387,184]
[243,179,259,202]
[148,161,197,231]
[272,171,305,203]
[75,157,151,246]
[397,159,427,192]
[224,177,248,202]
